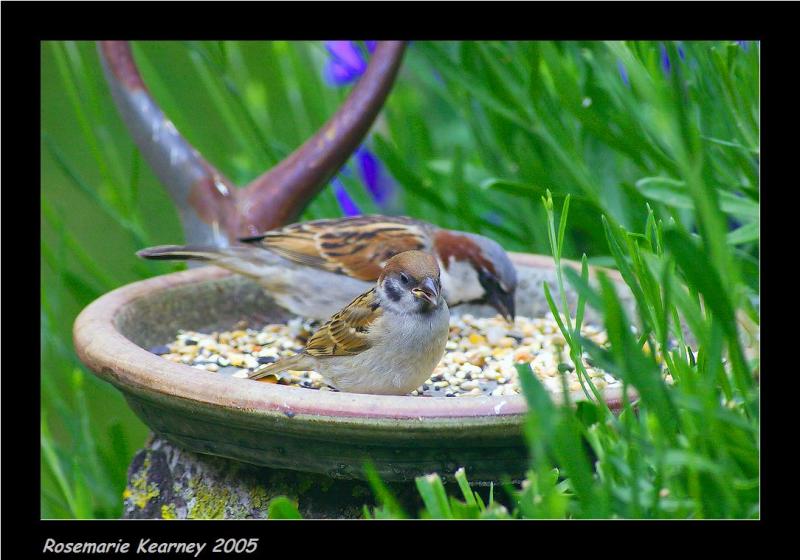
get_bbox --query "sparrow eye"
[399,273,411,285]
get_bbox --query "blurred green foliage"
[41,41,758,518]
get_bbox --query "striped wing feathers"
[305,288,382,357]
[243,216,432,281]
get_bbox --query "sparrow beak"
[487,288,516,322]
[412,277,439,306]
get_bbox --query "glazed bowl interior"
[115,255,609,349]
[75,253,634,483]
[114,273,292,349]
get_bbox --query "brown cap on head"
[433,230,496,275]
[380,250,440,281]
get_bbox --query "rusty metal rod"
[98,41,407,244]
[239,41,407,235]
[98,41,239,246]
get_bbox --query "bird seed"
[153,314,623,398]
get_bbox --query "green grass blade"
[414,473,454,519]
[267,497,303,519]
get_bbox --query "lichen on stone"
[161,504,178,520]
[249,486,272,513]
[123,436,399,520]
[125,455,160,510]
[187,479,230,519]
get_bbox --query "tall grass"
[41,40,758,518]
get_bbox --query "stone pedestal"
[122,435,428,519]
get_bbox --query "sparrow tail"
[136,245,221,262]
[247,354,313,381]
[137,244,282,281]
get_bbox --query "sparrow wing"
[241,216,433,281]
[305,288,382,357]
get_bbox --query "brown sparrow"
[248,250,449,396]
[138,215,516,321]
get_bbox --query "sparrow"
[137,215,517,322]
[248,250,450,396]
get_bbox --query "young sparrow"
[248,251,449,396]
[138,215,516,322]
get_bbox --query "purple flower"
[617,59,630,87]
[332,177,362,216]
[728,216,742,232]
[355,146,395,207]
[736,40,750,51]
[327,146,397,215]
[660,44,672,75]
[323,41,375,86]
[321,43,397,213]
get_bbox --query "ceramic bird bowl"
[73,253,634,483]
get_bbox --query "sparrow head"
[434,230,518,321]
[378,250,442,314]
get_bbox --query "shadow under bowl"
[73,253,633,483]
